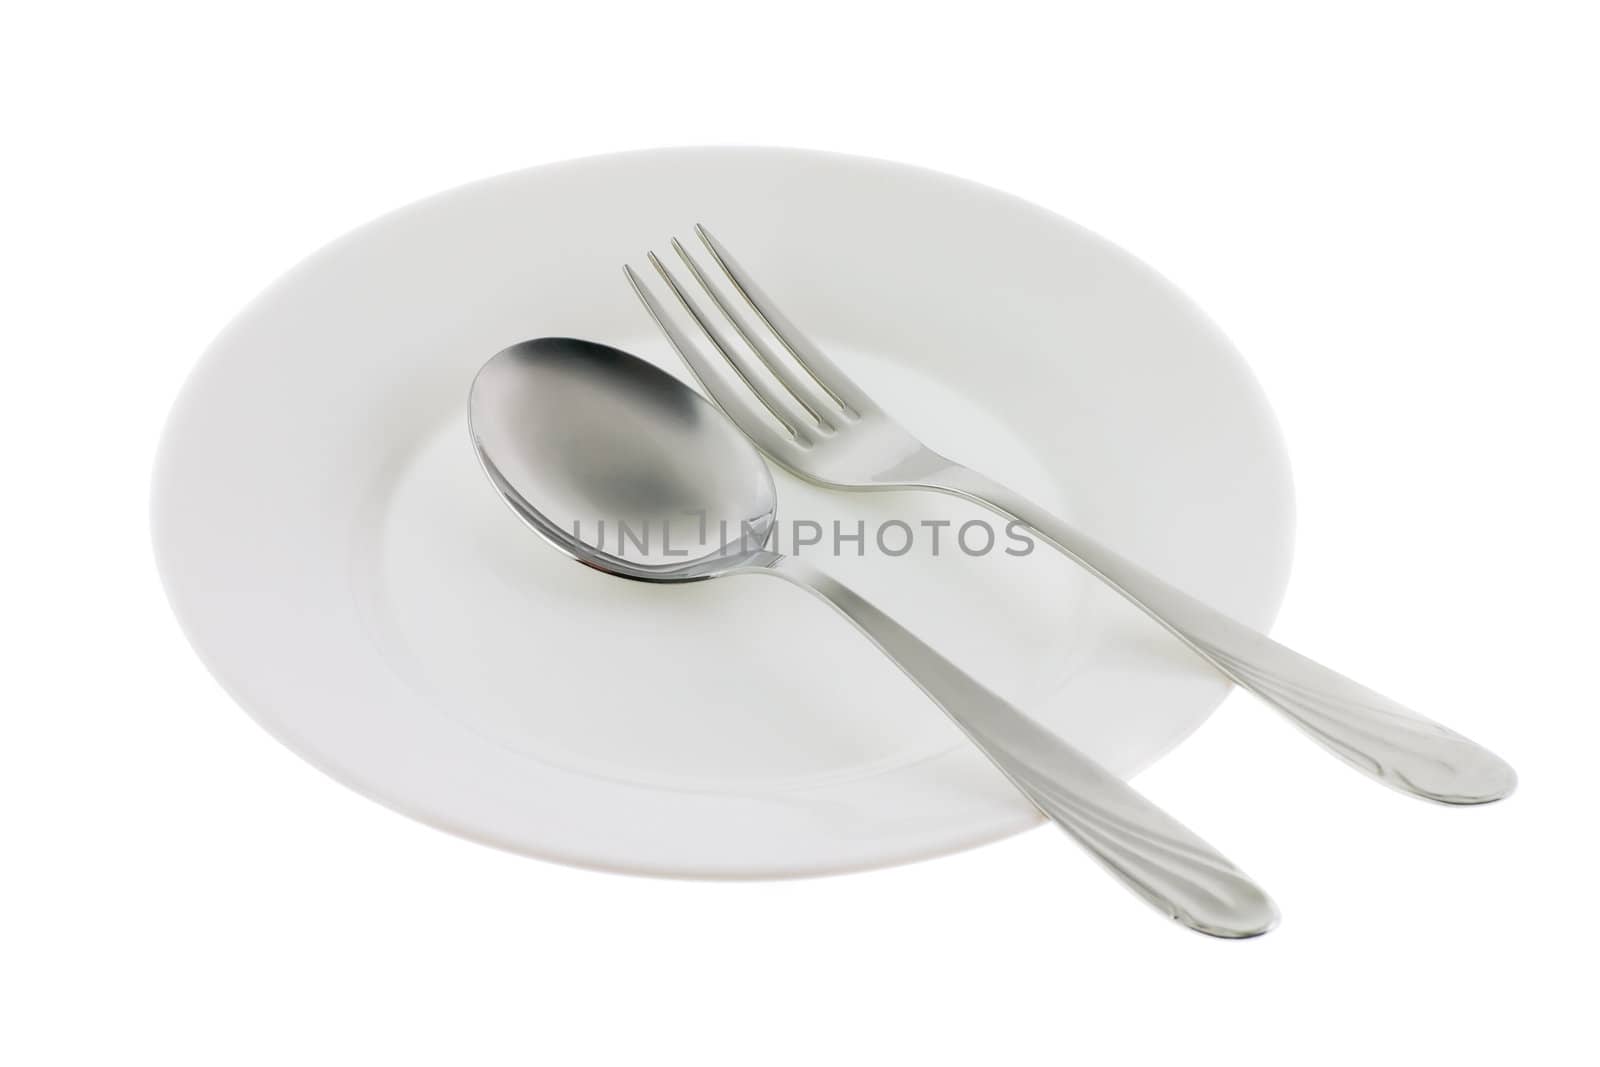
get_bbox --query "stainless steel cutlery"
[465,224,1515,938]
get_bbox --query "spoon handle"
[747,552,1277,939]
[926,464,1516,806]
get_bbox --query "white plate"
[153,147,1294,878]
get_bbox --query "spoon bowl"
[469,338,777,581]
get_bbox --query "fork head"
[626,225,946,489]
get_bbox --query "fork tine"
[695,224,877,417]
[643,251,821,444]
[624,263,811,453]
[671,237,835,431]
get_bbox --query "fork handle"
[744,551,1277,939]
[929,465,1515,805]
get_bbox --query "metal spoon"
[469,337,1278,938]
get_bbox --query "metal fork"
[627,225,1516,806]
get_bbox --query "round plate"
[153,147,1293,877]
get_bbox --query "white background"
[5,2,1597,1064]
